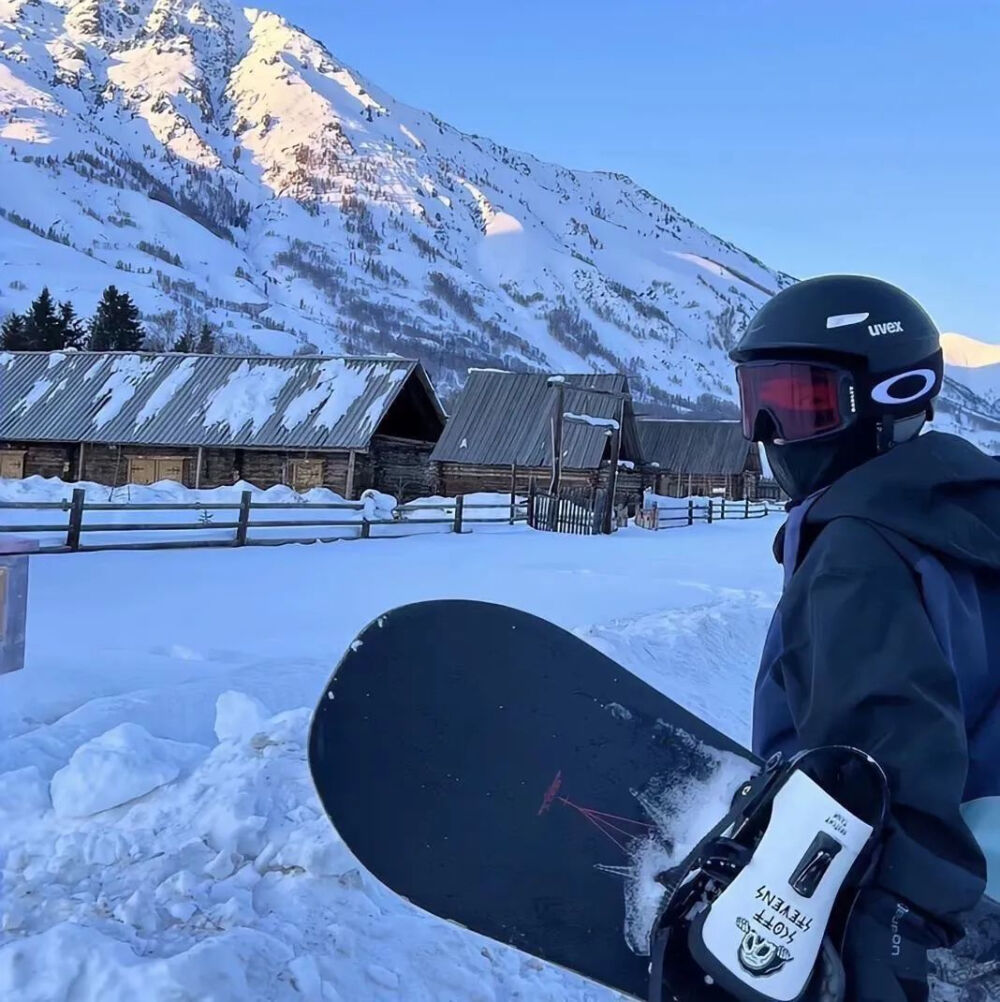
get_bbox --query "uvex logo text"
[869,321,904,337]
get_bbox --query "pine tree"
[0,313,29,350]
[196,322,216,354]
[22,287,65,350]
[59,301,86,349]
[172,328,196,352]
[88,285,146,351]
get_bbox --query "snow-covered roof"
[0,352,443,450]
[431,370,641,469]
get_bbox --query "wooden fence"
[0,489,528,554]
[634,497,773,530]
[528,485,608,535]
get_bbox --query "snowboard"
[308,600,1000,1001]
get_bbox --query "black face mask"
[765,422,878,503]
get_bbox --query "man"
[729,274,1000,1000]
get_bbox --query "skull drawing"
[735,917,792,977]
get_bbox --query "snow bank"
[0,478,442,548]
[401,492,527,523]
[0,474,347,507]
[50,723,207,818]
[1,690,609,1001]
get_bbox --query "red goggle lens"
[737,363,850,443]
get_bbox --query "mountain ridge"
[0,0,996,449]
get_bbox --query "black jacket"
[753,431,1000,935]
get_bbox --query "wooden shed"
[431,370,644,500]
[0,351,445,500]
[638,419,762,501]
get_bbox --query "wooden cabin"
[431,370,644,501]
[0,351,445,500]
[638,419,762,501]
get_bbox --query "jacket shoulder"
[797,516,914,578]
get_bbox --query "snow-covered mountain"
[0,0,996,445]
[0,0,794,414]
[937,333,1000,453]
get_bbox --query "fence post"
[66,488,86,551]
[527,480,536,528]
[745,497,750,519]
[707,498,713,524]
[720,498,726,520]
[687,499,694,527]
[360,519,371,539]
[236,490,252,546]
[509,464,517,525]
[453,495,464,534]
[651,500,658,532]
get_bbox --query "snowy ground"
[0,514,783,1001]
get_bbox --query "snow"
[399,123,424,149]
[942,332,1000,369]
[135,357,198,427]
[50,723,207,819]
[93,356,163,429]
[564,411,620,430]
[623,739,752,953]
[0,492,782,1001]
[0,475,523,548]
[203,362,294,436]
[0,0,994,437]
[14,377,53,412]
[280,359,382,433]
[0,0,807,419]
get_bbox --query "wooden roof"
[0,352,444,450]
[638,419,755,475]
[430,370,642,470]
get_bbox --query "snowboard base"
[308,600,1000,1001]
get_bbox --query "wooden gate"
[528,485,608,535]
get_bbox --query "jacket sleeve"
[775,518,986,935]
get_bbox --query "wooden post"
[346,450,357,501]
[549,381,564,495]
[360,519,371,539]
[527,478,537,528]
[236,490,252,546]
[720,498,726,520]
[509,463,517,525]
[603,408,624,535]
[453,494,465,534]
[66,488,86,551]
[688,499,694,526]
[76,442,85,481]
[652,500,659,532]
[707,498,714,524]
[745,497,750,519]
[194,446,203,489]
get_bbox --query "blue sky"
[269,0,998,341]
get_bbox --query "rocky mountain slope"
[0,0,995,447]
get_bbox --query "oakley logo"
[871,369,936,405]
[868,321,904,338]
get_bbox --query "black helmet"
[731,275,943,428]
[731,275,944,500]
[731,274,941,372]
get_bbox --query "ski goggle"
[736,361,857,443]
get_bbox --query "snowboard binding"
[647,746,889,1002]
